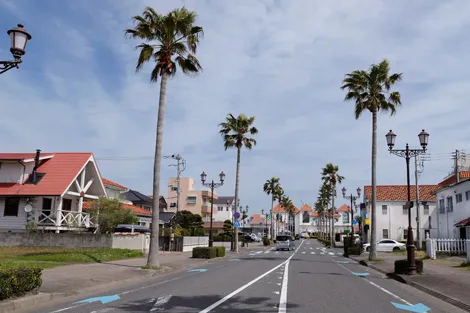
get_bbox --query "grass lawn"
[392,249,428,259]
[0,247,144,269]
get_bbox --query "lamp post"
[240,205,249,246]
[386,129,429,275]
[201,171,225,247]
[1,24,32,74]
[342,186,361,241]
[262,209,268,237]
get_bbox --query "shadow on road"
[116,295,300,312]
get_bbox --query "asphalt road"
[28,240,467,313]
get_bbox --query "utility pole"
[164,154,186,212]
[453,150,460,183]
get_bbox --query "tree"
[317,183,332,239]
[219,113,258,252]
[173,210,204,235]
[321,163,344,246]
[223,219,233,239]
[354,215,363,236]
[125,7,204,267]
[280,195,296,233]
[341,59,402,260]
[89,198,139,234]
[263,177,282,239]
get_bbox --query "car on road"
[300,231,309,238]
[276,235,296,251]
[363,239,406,252]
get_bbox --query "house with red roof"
[0,150,106,232]
[272,203,300,235]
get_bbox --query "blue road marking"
[74,295,120,304]
[391,302,431,312]
[351,272,369,277]
[188,268,208,273]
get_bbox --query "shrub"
[192,247,217,259]
[316,238,330,246]
[0,266,43,300]
[263,238,272,246]
[346,247,362,256]
[214,246,226,257]
[394,259,424,274]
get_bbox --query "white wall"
[375,200,438,241]
[436,180,470,239]
[213,203,234,222]
[0,197,28,231]
[0,162,34,183]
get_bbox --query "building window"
[226,207,229,211]
[4,197,20,216]
[466,190,470,201]
[303,212,310,223]
[169,202,176,208]
[382,205,387,215]
[402,204,408,215]
[187,196,197,204]
[403,229,408,240]
[456,193,463,203]
[342,212,349,224]
[423,204,429,215]
[382,229,389,239]
[170,186,178,191]
[218,206,223,212]
[447,196,453,212]
[439,199,445,214]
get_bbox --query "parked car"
[300,231,309,238]
[115,224,150,233]
[363,239,406,252]
[275,235,296,251]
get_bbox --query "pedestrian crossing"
[248,247,343,256]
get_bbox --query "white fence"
[182,236,209,252]
[426,238,470,262]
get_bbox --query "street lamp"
[386,129,429,275]
[342,186,361,242]
[261,209,268,237]
[201,171,225,247]
[240,205,249,246]
[1,24,32,74]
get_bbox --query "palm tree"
[354,215,363,237]
[341,59,402,260]
[263,177,281,239]
[321,163,344,246]
[273,187,284,236]
[125,7,204,267]
[317,183,332,239]
[280,195,294,233]
[219,113,258,252]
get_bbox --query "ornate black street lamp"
[386,129,429,275]
[1,24,32,74]
[240,205,249,246]
[342,186,361,240]
[201,171,225,247]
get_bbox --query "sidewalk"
[349,252,470,312]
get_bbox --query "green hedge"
[192,247,217,259]
[0,266,43,300]
[394,259,424,274]
[317,238,330,246]
[214,246,226,257]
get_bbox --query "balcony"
[201,202,211,214]
[36,210,94,230]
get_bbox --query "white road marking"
[278,258,290,313]
[277,283,281,286]
[310,252,315,255]
[273,291,280,295]
[150,295,172,311]
[198,240,305,313]
[320,252,325,255]
[337,253,342,255]
[335,261,412,306]
[256,251,263,254]
[301,252,306,254]
[90,309,114,313]
[265,250,270,254]
[328,252,334,255]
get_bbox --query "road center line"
[278,260,290,313]
[199,240,305,313]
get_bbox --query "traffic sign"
[233,212,240,219]
[352,219,358,225]
[259,222,262,226]
[234,220,240,227]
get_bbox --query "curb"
[348,256,470,313]
[0,292,66,313]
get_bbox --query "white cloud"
[0,0,469,212]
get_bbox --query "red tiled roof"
[364,185,438,201]
[102,178,127,190]
[203,221,224,229]
[455,217,470,227]
[272,203,300,214]
[438,172,470,188]
[0,153,92,196]
[249,214,267,225]
[83,201,151,216]
[300,204,313,212]
[0,153,55,160]
[337,204,351,212]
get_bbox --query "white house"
[272,203,300,235]
[212,196,235,222]
[0,150,107,232]
[435,171,470,239]
[306,204,357,235]
[363,185,439,242]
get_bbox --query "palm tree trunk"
[270,195,274,239]
[147,72,169,267]
[369,109,378,260]
[331,193,335,246]
[234,147,241,253]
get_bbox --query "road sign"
[352,219,358,225]
[233,212,240,219]
[234,220,240,227]
[344,229,350,234]
[259,222,262,226]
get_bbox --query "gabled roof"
[249,213,266,225]
[102,178,127,191]
[337,204,351,212]
[300,204,313,212]
[364,185,438,202]
[122,189,152,203]
[0,153,93,196]
[0,153,55,161]
[455,217,470,227]
[213,196,235,205]
[272,203,300,214]
[437,172,470,188]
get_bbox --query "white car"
[300,232,309,238]
[363,239,406,252]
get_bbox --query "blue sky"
[1,0,469,214]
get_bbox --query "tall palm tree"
[263,177,281,239]
[280,195,294,233]
[321,163,344,246]
[341,59,402,260]
[125,7,204,267]
[219,113,258,252]
[273,187,284,236]
[317,183,332,239]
